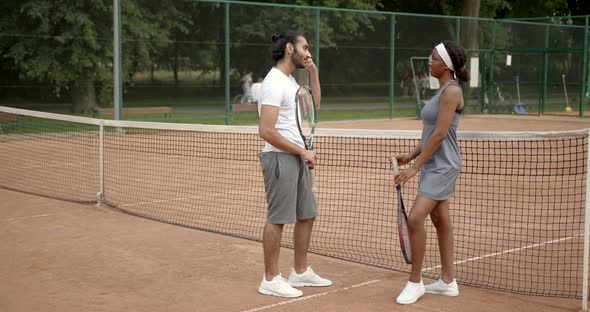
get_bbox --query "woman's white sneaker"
[396,280,425,304]
[258,274,303,298]
[424,278,459,296]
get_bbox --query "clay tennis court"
[1,114,589,311]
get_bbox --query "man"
[257,30,332,298]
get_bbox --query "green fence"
[0,0,588,123]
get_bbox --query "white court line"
[423,233,584,271]
[0,214,51,222]
[240,279,381,312]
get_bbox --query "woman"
[393,41,470,305]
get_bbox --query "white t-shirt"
[258,67,304,152]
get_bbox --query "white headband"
[435,43,454,71]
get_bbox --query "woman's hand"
[389,154,415,186]
[394,166,418,187]
[391,154,412,166]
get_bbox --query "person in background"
[240,71,254,103]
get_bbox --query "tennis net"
[0,106,587,299]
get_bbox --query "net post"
[488,20,496,113]
[584,128,590,311]
[97,123,104,206]
[542,25,549,116]
[113,0,122,121]
[455,16,460,43]
[224,2,231,125]
[389,14,395,119]
[581,16,589,117]
[315,8,320,70]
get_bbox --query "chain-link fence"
[1,0,588,123]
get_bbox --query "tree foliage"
[0,0,194,112]
[0,0,112,112]
[1,0,589,111]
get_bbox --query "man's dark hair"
[271,30,305,63]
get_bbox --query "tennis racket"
[391,157,412,264]
[295,85,317,168]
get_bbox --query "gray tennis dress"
[418,80,462,200]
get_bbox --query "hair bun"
[271,34,279,43]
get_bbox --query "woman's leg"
[429,200,455,283]
[407,196,439,282]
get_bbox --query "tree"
[130,0,196,85]
[225,0,385,92]
[0,1,112,113]
[0,0,188,113]
[567,0,590,16]
[460,0,481,51]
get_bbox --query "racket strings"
[297,90,315,131]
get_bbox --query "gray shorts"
[259,152,318,224]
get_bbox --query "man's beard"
[292,50,306,69]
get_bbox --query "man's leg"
[293,218,314,273]
[289,216,331,287]
[287,157,331,287]
[259,152,296,279]
[258,152,302,297]
[293,157,317,273]
[263,223,284,279]
[259,220,302,298]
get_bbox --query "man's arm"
[258,105,317,167]
[306,61,321,110]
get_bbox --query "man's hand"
[304,58,317,73]
[300,149,317,168]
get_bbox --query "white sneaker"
[424,278,459,296]
[258,274,303,298]
[396,280,425,304]
[288,266,333,287]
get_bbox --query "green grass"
[158,107,418,125]
[0,117,97,135]
[4,95,587,135]
[0,107,420,135]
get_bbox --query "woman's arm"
[396,142,421,166]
